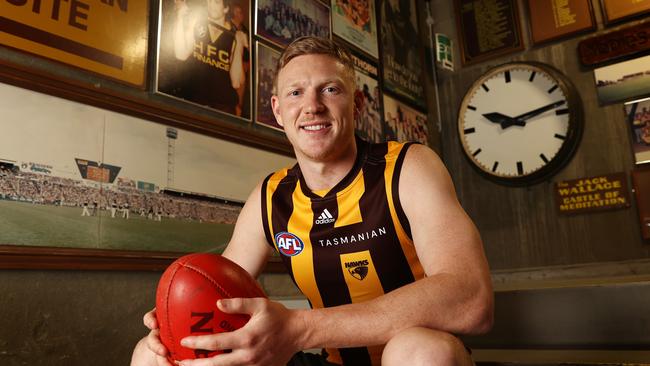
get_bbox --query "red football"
[156,253,266,362]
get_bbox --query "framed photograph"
[527,0,595,45]
[255,42,283,131]
[331,0,379,58]
[383,94,429,145]
[594,54,650,105]
[0,1,149,87]
[352,55,383,142]
[601,0,650,24]
[255,0,331,49]
[155,0,252,120]
[624,98,650,165]
[379,0,426,110]
[454,0,524,65]
[0,82,295,271]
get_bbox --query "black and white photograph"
[255,42,283,130]
[255,0,331,48]
[379,0,426,109]
[156,0,252,119]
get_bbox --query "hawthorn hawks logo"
[275,232,304,257]
[345,259,369,280]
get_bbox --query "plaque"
[455,0,524,65]
[578,22,650,66]
[601,0,650,24]
[555,173,631,215]
[528,0,595,45]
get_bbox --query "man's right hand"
[130,309,173,366]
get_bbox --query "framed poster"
[255,42,283,131]
[594,54,650,105]
[352,55,383,142]
[0,1,148,87]
[155,0,252,120]
[527,0,595,45]
[383,94,429,145]
[455,0,524,65]
[624,98,650,165]
[331,0,379,58]
[601,0,650,24]
[255,0,331,49]
[379,0,426,110]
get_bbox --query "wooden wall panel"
[431,0,650,270]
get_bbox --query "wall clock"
[457,62,583,186]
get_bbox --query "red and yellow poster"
[0,0,149,86]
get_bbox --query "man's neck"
[297,140,358,192]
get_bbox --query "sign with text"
[578,22,650,66]
[555,173,630,215]
[528,0,595,45]
[0,0,149,87]
[455,0,524,65]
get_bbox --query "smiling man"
[131,36,493,366]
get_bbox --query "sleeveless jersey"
[185,21,239,113]
[261,139,426,365]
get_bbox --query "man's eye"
[289,90,300,96]
[324,87,338,94]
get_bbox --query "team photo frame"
[255,41,283,131]
[255,0,331,49]
[331,0,379,58]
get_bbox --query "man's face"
[207,0,228,21]
[271,54,356,162]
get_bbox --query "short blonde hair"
[274,36,356,91]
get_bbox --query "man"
[131,36,492,366]
[172,0,248,115]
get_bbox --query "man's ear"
[271,95,284,127]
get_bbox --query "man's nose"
[303,90,325,114]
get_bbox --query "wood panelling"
[431,0,650,270]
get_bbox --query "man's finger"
[146,329,169,357]
[144,309,159,330]
[180,331,240,353]
[217,297,265,315]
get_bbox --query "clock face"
[458,62,583,185]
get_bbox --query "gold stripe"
[384,142,425,280]
[265,169,289,252]
[289,180,324,308]
[335,172,364,227]
[340,250,383,303]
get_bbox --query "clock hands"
[482,100,566,129]
[513,100,566,122]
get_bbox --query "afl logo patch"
[275,232,304,257]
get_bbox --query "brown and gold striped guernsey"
[261,138,425,365]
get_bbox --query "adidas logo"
[315,208,335,224]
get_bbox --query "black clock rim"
[456,62,584,186]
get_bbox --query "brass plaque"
[555,173,630,215]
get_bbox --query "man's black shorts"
[287,351,338,366]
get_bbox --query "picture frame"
[383,93,429,145]
[352,54,383,142]
[0,1,149,88]
[254,0,331,49]
[331,0,379,58]
[0,82,294,272]
[379,0,426,110]
[155,0,253,121]
[594,54,650,105]
[255,41,283,131]
[624,98,650,165]
[454,0,524,65]
[527,0,596,45]
[601,0,650,24]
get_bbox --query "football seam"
[183,263,234,299]
[163,263,181,359]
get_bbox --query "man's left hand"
[178,298,305,366]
